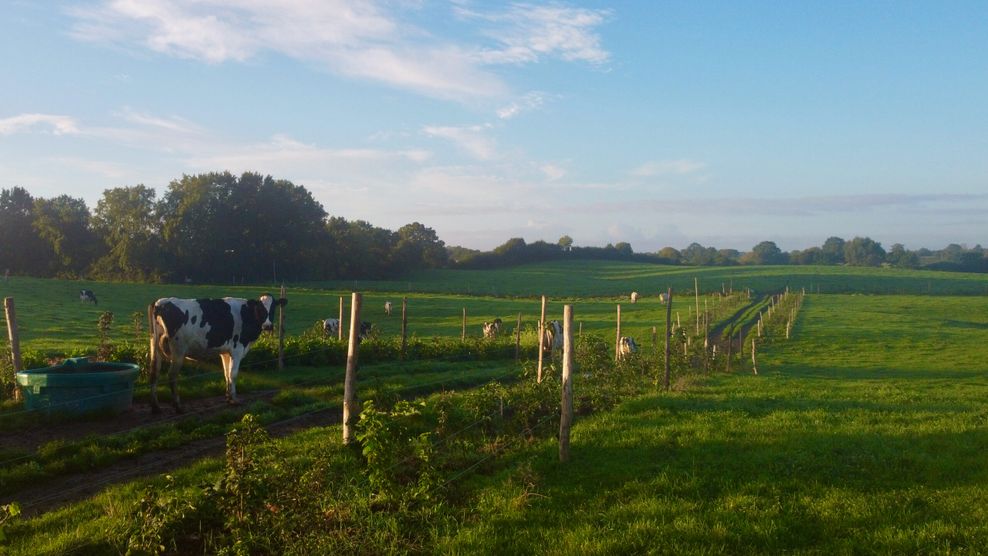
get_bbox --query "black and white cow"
[322,318,340,337]
[80,289,98,304]
[618,336,639,359]
[482,318,503,339]
[358,321,374,341]
[384,301,393,316]
[542,320,563,354]
[148,294,286,413]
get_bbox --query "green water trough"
[16,357,140,414]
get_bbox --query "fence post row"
[664,287,672,390]
[4,297,23,402]
[338,296,345,341]
[559,304,574,463]
[400,297,408,360]
[514,312,522,361]
[537,295,547,383]
[614,303,622,362]
[342,292,362,445]
[277,284,286,371]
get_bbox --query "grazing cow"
[148,294,286,413]
[384,301,393,316]
[358,321,374,341]
[322,318,340,337]
[79,289,98,304]
[618,336,639,359]
[659,292,668,304]
[630,291,640,304]
[482,318,503,339]
[542,320,563,353]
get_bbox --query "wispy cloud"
[460,3,611,65]
[540,163,566,181]
[422,124,497,160]
[630,159,706,178]
[188,133,432,169]
[67,1,610,101]
[497,91,549,119]
[0,113,80,135]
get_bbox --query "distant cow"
[659,292,668,304]
[80,289,98,304]
[630,291,639,304]
[357,321,374,342]
[384,301,393,316]
[322,318,340,337]
[618,336,639,359]
[483,318,503,339]
[542,320,563,353]
[148,294,286,413]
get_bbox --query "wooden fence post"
[338,296,345,341]
[4,298,23,402]
[725,330,732,373]
[664,288,672,390]
[400,297,408,360]
[537,295,547,383]
[277,284,286,371]
[514,312,522,361]
[651,326,657,351]
[343,292,362,445]
[579,321,583,337]
[614,304,622,362]
[751,337,758,375]
[559,304,574,463]
[694,277,700,335]
[461,307,466,341]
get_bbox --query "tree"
[92,185,161,280]
[844,236,886,266]
[32,195,96,277]
[0,187,50,275]
[558,235,573,252]
[741,241,787,265]
[657,246,681,264]
[393,222,448,270]
[614,242,633,256]
[821,236,846,264]
[681,242,716,266]
[886,243,919,268]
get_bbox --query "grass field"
[310,260,988,297]
[442,294,988,553]
[0,270,752,353]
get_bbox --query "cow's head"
[255,294,288,331]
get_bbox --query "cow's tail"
[148,302,161,373]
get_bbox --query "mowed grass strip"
[440,295,988,554]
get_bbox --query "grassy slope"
[441,295,988,554]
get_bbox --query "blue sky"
[1,1,986,252]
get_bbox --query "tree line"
[452,236,988,273]
[2,172,985,284]
[0,172,448,283]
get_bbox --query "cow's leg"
[219,352,234,403]
[227,353,242,405]
[149,341,163,415]
[168,348,185,413]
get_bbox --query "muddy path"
[14,406,342,517]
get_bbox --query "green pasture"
[310,260,988,297]
[443,294,988,553]
[0,273,741,354]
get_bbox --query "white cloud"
[0,113,80,135]
[68,1,610,101]
[631,159,706,178]
[540,163,566,181]
[47,156,130,179]
[422,124,497,160]
[460,3,611,65]
[117,107,202,134]
[496,91,549,119]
